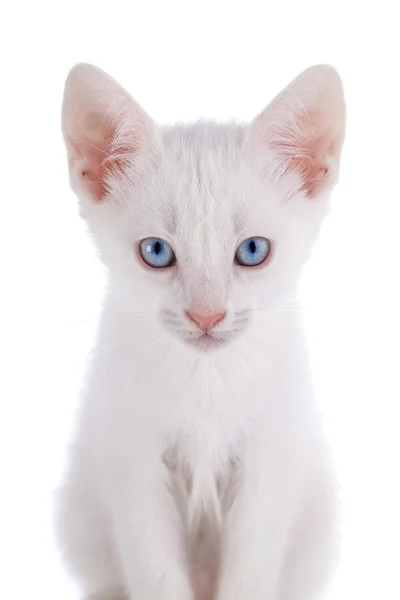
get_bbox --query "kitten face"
[62,64,345,352]
[83,123,327,352]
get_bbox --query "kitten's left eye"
[139,237,176,268]
[235,236,271,267]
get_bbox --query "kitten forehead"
[159,122,246,236]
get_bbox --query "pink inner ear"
[68,122,135,203]
[271,111,342,198]
[285,133,335,197]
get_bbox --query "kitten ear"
[62,63,158,203]
[249,65,346,198]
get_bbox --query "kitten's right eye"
[139,237,176,269]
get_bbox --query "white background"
[1,1,399,599]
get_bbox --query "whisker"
[232,317,248,325]
[122,309,158,316]
[248,302,308,313]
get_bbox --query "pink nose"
[186,311,226,331]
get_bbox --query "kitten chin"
[182,333,233,352]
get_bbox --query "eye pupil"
[235,236,271,267]
[139,237,176,269]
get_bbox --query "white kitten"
[56,63,346,600]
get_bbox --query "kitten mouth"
[162,310,248,351]
[184,332,230,351]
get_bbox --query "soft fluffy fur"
[56,63,346,600]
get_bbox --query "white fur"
[56,63,346,600]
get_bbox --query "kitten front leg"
[277,465,339,600]
[217,448,297,600]
[109,458,193,600]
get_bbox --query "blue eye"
[139,237,176,268]
[235,237,271,267]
